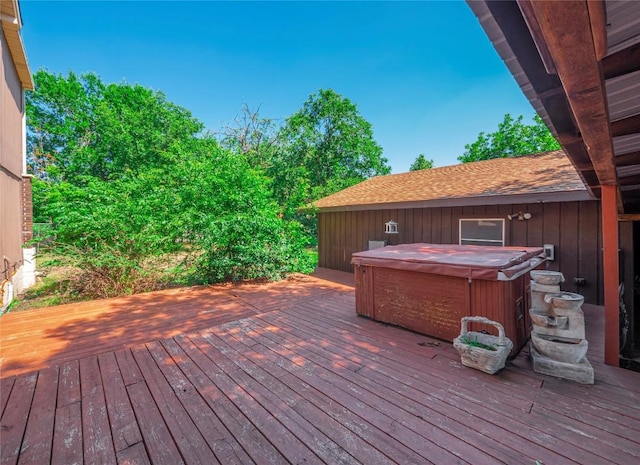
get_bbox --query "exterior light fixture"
[385,220,399,234]
[507,212,532,221]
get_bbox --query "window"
[459,218,505,246]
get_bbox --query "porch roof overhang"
[467,0,640,213]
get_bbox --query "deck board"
[17,367,58,465]
[132,344,221,465]
[243,314,594,464]
[2,269,640,464]
[170,334,287,465]
[0,376,14,418]
[79,356,117,465]
[126,376,184,465]
[98,351,143,453]
[51,401,82,465]
[155,339,252,465]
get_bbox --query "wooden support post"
[601,185,619,366]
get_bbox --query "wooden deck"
[1,268,640,464]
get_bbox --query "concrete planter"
[453,316,513,374]
[530,270,565,285]
[544,292,585,316]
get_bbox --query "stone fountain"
[528,270,594,384]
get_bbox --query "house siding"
[1,24,24,275]
[1,17,33,299]
[318,200,604,305]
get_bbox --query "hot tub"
[351,243,545,356]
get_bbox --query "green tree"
[27,71,315,298]
[458,114,560,163]
[273,89,390,207]
[409,154,434,171]
[27,70,203,182]
[217,103,281,170]
[36,139,314,297]
[271,89,390,244]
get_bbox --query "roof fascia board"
[316,191,596,213]
[1,1,34,90]
[0,13,18,25]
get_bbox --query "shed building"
[314,150,606,306]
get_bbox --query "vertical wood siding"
[318,200,603,304]
[1,29,28,280]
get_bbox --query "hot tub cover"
[351,243,545,281]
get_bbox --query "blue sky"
[20,0,536,173]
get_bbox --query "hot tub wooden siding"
[355,265,533,356]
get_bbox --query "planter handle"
[459,316,507,345]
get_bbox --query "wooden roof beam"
[615,151,640,167]
[603,43,640,80]
[619,174,640,187]
[611,113,640,137]
[517,0,617,186]
[586,0,608,61]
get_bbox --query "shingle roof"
[313,150,591,210]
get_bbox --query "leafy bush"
[193,215,315,283]
[36,140,313,298]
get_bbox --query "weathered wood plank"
[51,359,82,465]
[51,402,82,465]
[126,379,184,465]
[113,349,144,386]
[157,338,254,465]
[292,298,637,435]
[0,376,15,418]
[131,345,220,465]
[204,328,415,465]
[17,367,58,465]
[235,318,543,465]
[529,404,640,463]
[215,324,449,464]
[256,315,544,454]
[201,329,395,464]
[56,360,80,408]
[277,303,538,412]
[180,332,322,465]
[172,333,285,464]
[79,356,117,465]
[98,351,143,453]
[0,373,37,465]
[115,442,151,465]
[246,315,596,463]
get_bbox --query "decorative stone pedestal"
[530,345,595,384]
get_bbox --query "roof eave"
[1,0,34,90]
[466,0,630,211]
[316,190,595,213]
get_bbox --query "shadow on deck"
[1,268,639,464]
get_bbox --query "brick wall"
[21,175,33,244]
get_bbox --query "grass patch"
[8,258,82,312]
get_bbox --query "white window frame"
[459,218,505,246]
